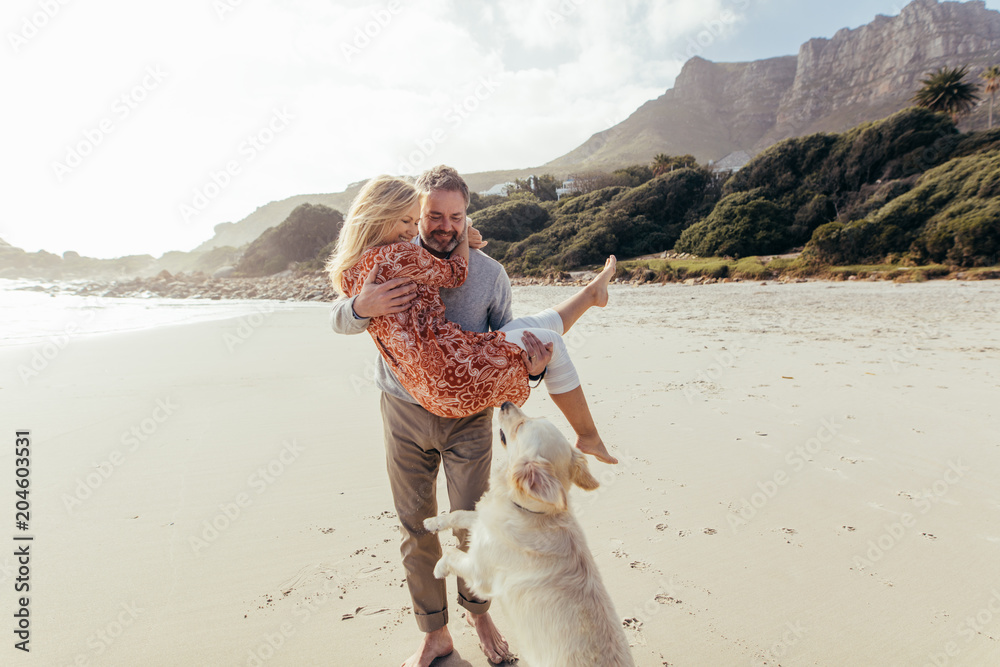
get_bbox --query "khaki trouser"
[380,392,493,632]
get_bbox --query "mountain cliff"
[545,56,798,170]
[546,0,1000,169]
[765,0,1000,145]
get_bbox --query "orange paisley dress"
[342,242,530,419]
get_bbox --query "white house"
[711,151,753,173]
[480,181,516,197]
[555,177,577,200]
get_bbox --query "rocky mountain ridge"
[767,0,1000,145]
[551,0,1000,169]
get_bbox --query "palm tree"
[651,153,672,176]
[911,66,982,123]
[981,65,1000,129]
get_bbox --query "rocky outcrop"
[546,55,797,169]
[192,190,357,253]
[546,0,1000,168]
[764,0,1000,146]
[54,270,339,302]
[233,203,343,276]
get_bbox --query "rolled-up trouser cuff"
[414,607,449,633]
[458,591,490,615]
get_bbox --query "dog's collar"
[512,500,545,515]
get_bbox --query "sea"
[0,278,306,346]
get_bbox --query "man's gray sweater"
[328,246,514,404]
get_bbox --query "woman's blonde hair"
[326,175,420,294]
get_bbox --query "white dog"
[424,402,634,667]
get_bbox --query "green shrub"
[912,199,1000,266]
[468,192,506,213]
[808,148,1000,266]
[675,191,790,258]
[501,168,720,273]
[471,200,550,242]
[551,186,627,215]
[712,108,960,259]
[480,239,511,262]
[731,257,769,280]
[611,164,655,187]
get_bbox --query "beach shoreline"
[3,281,999,665]
[4,260,999,309]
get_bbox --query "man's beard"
[421,229,460,254]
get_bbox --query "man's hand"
[520,331,552,377]
[468,225,488,249]
[352,264,417,318]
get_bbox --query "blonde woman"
[327,175,616,464]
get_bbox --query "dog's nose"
[500,401,514,413]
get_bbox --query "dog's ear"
[571,448,600,491]
[511,458,567,510]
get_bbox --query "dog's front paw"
[433,555,451,580]
[424,515,445,533]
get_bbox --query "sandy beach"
[2,280,999,666]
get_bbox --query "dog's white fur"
[424,402,634,667]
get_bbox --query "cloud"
[647,0,733,45]
[1,0,754,258]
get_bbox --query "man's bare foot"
[577,433,618,464]
[466,611,516,664]
[585,255,616,308]
[401,626,454,667]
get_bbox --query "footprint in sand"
[703,528,717,535]
[623,617,644,630]
[341,606,391,620]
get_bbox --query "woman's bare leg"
[549,385,617,464]
[551,256,616,333]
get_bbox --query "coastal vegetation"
[910,66,981,123]
[472,104,1000,277]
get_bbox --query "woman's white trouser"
[499,308,580,394]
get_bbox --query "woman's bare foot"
[577,433,618,464]
[466,611,516,664]
[401,626,454,667]
[585,255,617,308]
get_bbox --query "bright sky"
[4,0,997,259]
